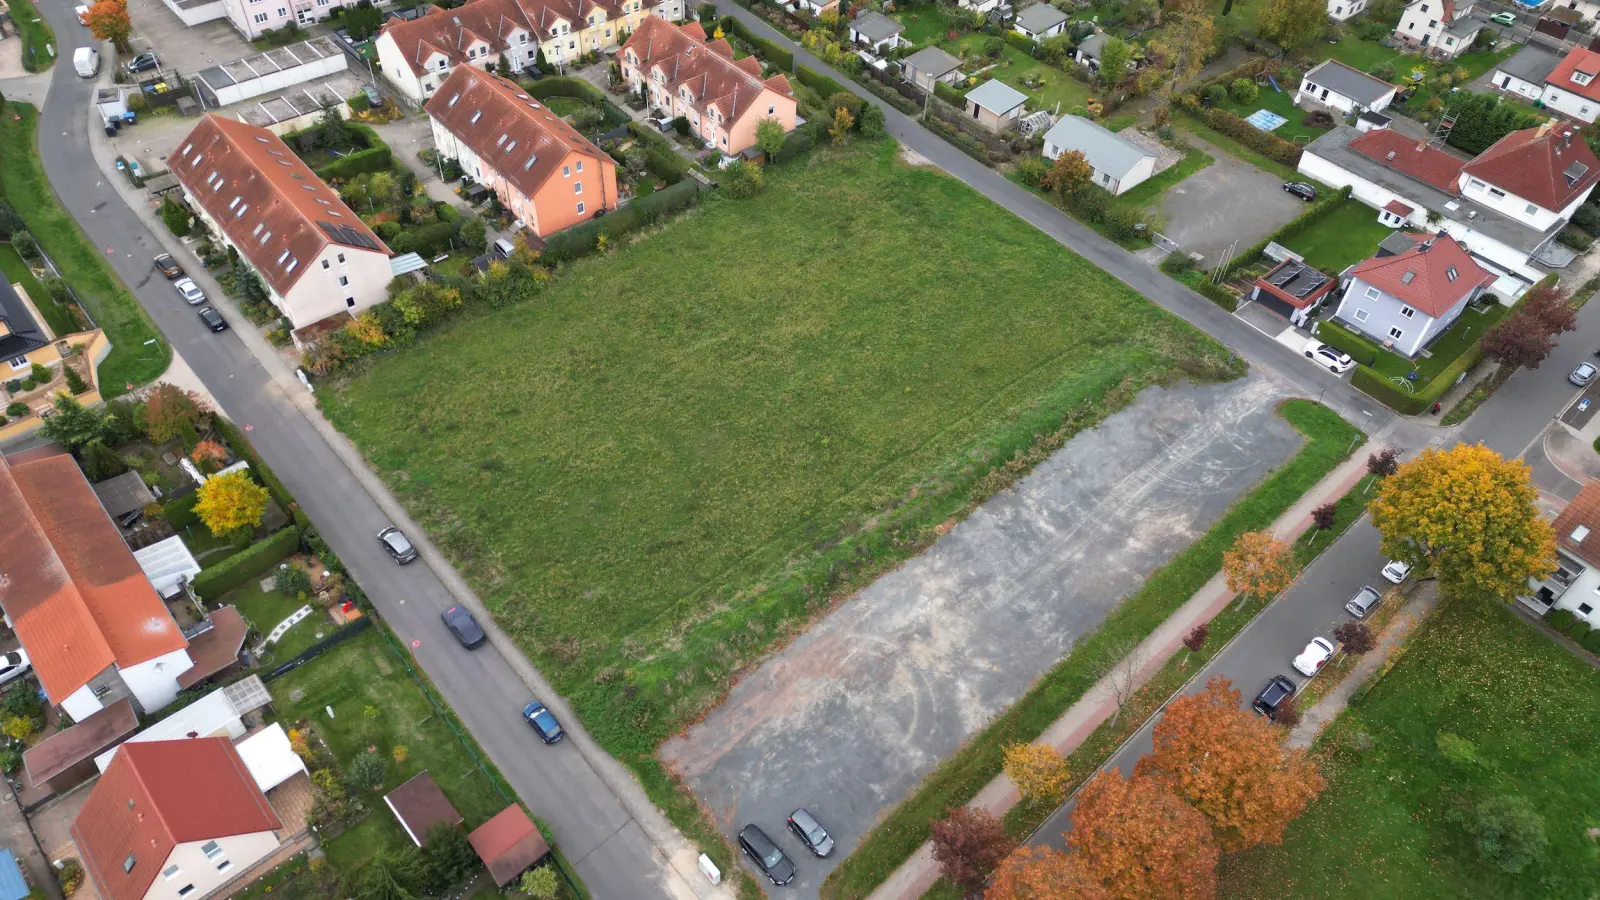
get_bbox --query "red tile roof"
[1545,46,1600,103]
[1349,128,1466,192]
[169,115,389,300]
[1252,259,1337,310]
[1462,124,1600,212]
[72,739,281,900]
[1554,481,1600,565]
[1383,199,1414,216]
[623,17,793,125]
[424,66,615,205]
[381,0,654,78]
[468,805,550,886]
[0,453,186,704]
[1350,233,1495,317]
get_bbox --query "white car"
[1304,340,1355,375]
[0,650,31,687]
[1292,637,1335,677]
[1381,559,1412,584]
[174,277,206,305]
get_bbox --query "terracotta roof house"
[72,739,283,900]
[169,115,394,331]
[1525,481,1600,620]
[468,805,550,886]
[1249,259,1337,327]
[1299,121,1600,295]
[0,451,192,721]
[1394,0,1485,59]
[621,18,797,156]
[1331,233,1495,357]
[425,65,618,237]
[384,772,463,846]
[375,0,683,105]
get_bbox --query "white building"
[1013,3,1068,40]
[1525,482,1600,623]
[1393,0,1486,59]
[157,0,364,41]
[1328,0,1368,21]
[849,10,904,53]
[1540,46,1600,124]
[1041,115,1158,196]
[1296,60,1398,116]
[1489,41,1564,101]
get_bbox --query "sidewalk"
[868,442,1381,900]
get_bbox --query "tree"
[1222,531,1297,601]
[235,264,269,305]
[275,562,312,599]
[1482,283,1578,369]
[1183,623,1209,654]
[81,440,127,481]
[354,848,423,900]
[720,159,764,198]
[1367,448,1399,477]
[458,215,488,253]
[494,55,511,78]
[755,117,786,158]
[1042,150,1092,196]
[194,471,269,536]
[1068,770,1218,900]
[858,102,886,138]
[419,824,481,894]
[345,748,388,792]
[1271,696,1303,729]
[1136,677,1325,850]
[1258,0,1327,49]
[929,806,1012,895]
[191,439,227,465]
[159,196,190,237]
[1461,794,1548,874]
[86,0,132,52]
[987,846,1111,900]
[1333,622,1376,654]
[41,395,118,453]
[829,106,855,145]
[1311,502,1338,531]
[519,867,559,900]
[1150,13,1213,97]
[1368,444,1554,601]
[1094,640,1149,726]
[140,383,207,442]
[1003,743,1072,807]
[1097,37,1131,89]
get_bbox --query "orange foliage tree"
[1068,770,1218,900]
[1135,677,1326,850]
[987,846,1111,900]
[86,0,132,51]
[1222,530,1296,601]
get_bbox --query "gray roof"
[1076,32,1108,59]
[92,471,156,519]
[1303,59,1397,105]
[1445,13,1486,39]
[1304,126,1562,254]
[850,10,904,43]
[1015,3,1068,33]
[903,46,962,77]
[1358,110,1392,126]
[1494,41,1564,85]
[1377,231,1420,256]
[1041,115,1156,180]
[0,279,47,361]
[966,79,1028,114]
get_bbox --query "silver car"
[1571,362,1597,386]
[1345,585,1383,618]
[174,277,206,305]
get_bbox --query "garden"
[1220,598,1600,899]
[1285,198,1400,277]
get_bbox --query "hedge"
[526,76,607,105]
[723,16,794,71]
[164,492,200,530]
[1350,342,1483,415]
[626,122,689,184]
[316,145,392,181]
[774,126,816,163]
[540,179,699,263]
[1003,31,1037,55]
[795,65,848,101]
[1314,319,1384,367]
[1171,268,1237,311]
[191,527,302,601]
[1583,627,1600,654]
[389,219,462,257]
[1549,608,1578,634]
[1219,186,1352,279]
[1183,102,1302,169]
[933,80,965,107]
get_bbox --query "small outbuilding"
[1014,3,1068,41]
[469,805,552,887]
[964,80,1028,133]
[22,698,138,796]
[849,11,905,53]
[1041,115,1159,196]
[385,771,463,846]
[902,46,964,92]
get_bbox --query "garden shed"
[385,771,462,846]
[469,804,550,886]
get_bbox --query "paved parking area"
[660,372,1303,896]
[1159,135,1308,265]
[126,0,254,73]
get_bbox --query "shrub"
[1547,608,1577,633]
[4,402,26,417]
[672,115,690,136]
[164,492,201,529]
[1160,252,1196,275]
[159,196,190,237]
[795,65,848,100]
[720,160,764,198]
[1436,731,1479,767]
[1582,627,1600,654]
[275,562,313,599]
[1204,84,1227,106]
[1229,77,1258,103]
[1463,795,1548,874]
[1570,617,1593,638]
[1315,320,1384,366]
[1558,227,1594,251]
[1016,154,1049,187]
[1183,102,1302,168]
[1574,203,1600,233]
[28,362,49,383]
[774,126,816,163]
[344,749,387,792]
[62,364,89,395]
[191,528,302,600]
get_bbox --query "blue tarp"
[0,849,30,900]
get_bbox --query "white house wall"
[165,0,228,25]
[1327,0,1366,20]
[1491,69,1545,100]
[62,684,104,722]
[1456,172,1568,231]
[375,34,429,103]
[1539,84,1600,123]
[150,833,282,900]
[119,649,195,715]
[210,51,349,107]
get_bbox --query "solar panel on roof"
[1270,264,1301,287]
[1294,275,1327,298]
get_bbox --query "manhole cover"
[289,688,306,702]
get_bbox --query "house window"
[123,856,136,874]
[162,866,181,881]
[1577,71,1595,86]
[277,7,286,15]
[1353,308,1370,322]
[577,200,586,214]
[321,260,330,269]
[574,182,583,194]
[337,253,345,263]
[1488,187,1506,199]
[1400,305,1416,318]
[1388,326,1405,340]
[768,105,775,115]
[576,160,584,172]
[520,33,528,43]
[216,861,233,874]
[347,298,356,308]
[1526,203,1538,215]
[201,842,223,861]
[1582,603,1595,615]
[8,356,29,371]
[253,12,268,22]
[1364,285,1380,300]
[1468,178,1485,190]
[562,164,570,177]
[178,887,195,898]
[339,276,349,286]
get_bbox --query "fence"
[260,616,371,681]
[928,96,1014,156]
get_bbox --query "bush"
[540,180,699,264]
[1015,154,1049,187]
[1570,617,1593,638]
[159,196,190,237]
[4,402,26,417]
[720,160,764,198]
[1558,227,1594,251]
[165,491,201,530]
[1004,31,1037,55]
[275,562,313,599]
[1204,84,1227,106]
[795,65,848,101]
[389,220,463,257]
[774,126,816,163]
[1229,77,1258,103]
[934,80,965,107]
[1574,203,1600,233]
[1160,252,1196,275]
[191,527,302,600]
[344,749,387,792]
[316,145,392,180]
[1464,795,1548,874]
[1315,319,1384,366]
[1582,627,1600,654]
[525,76,607,105]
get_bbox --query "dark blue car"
[522,701,564,744]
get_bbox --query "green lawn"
[1215,82,1330,146]
[1323,34,1412,74]
[1364,302,1508,382]
[544,96,590,117]
[0,105,169,395]
[940,37,1093,113]
[1115,144,1215,208]
[1176,112,1302,181]
[8,0,55,73]
[896,5,961,47]
[1290,199,1398,276]
[1221,597,1600,899]
[0,243,76,337]
[228,581,324,661]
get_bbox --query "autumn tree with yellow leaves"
[1003,743,1073,807]
[1222,530,1297,602]
[1069,770,1218,900]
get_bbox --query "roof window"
[449,92,461,106]
[1445,266,1458,281]
[228,196,242,210]
[471,110,482,123]
[506,140,517,152]
[497,133,508,146]
[1400,270,1416,284]
[277,249,291,264]
[1575,525,1591,542]
[523,153,538,169]
[259,230,272,244]
[254,136,269,144]
[285,258,299,273]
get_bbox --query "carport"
[194,37,348,108]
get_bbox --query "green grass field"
[322,138,1239,767]
[1290,199,1397,276]
[0,242,77,337]
[7,0,55,73]
[229,582,324,661]
[940,36,1093,113]
[1221,598,1600,899]
[1215,83,1331,145]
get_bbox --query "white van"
[73,47,99,78]
[492,238,515,260]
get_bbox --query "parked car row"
[739,808,834,886]
[156,255,228,332]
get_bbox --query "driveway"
[1157,135,1307,266]
[660,371,1303,896]
[125,0,254,73]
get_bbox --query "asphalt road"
[28,4,693,897]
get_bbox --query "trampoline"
[1244,109,1287,131]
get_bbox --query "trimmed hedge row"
[316,145,392,181]
[540,179,700,263]
[191,527,302,601]
[1219,186,1352,279]
[1004,31,1037,55]
[526,77,607,105]
[795,65,848,101]
[164,492,200,530]
[723,15,794,71]
[1315,319,1384,367]
[933,80,964,107]
[1182,101,1302,169]
[626,122,689,184]
[1351,342,1484,415]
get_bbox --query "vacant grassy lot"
[939,36,1093,113]
[1291,199,1397,276]
[322,139,1238,766]
[1221,598,1600,899]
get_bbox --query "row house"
[159,0,361,42]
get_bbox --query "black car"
[787,808,834,858]
[522,701,564,743]
[737,824,796,886]
[197,306,228,332]
[378,525,419,563]
[1283,181,1317,202]
[441,605,486,648]
[124,51,159,74]
[154,253,183,279]
[1252,675,1297,718]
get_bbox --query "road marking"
[411,639,421,648]
[244,423,253,431]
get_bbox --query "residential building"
[1298,122,1600,296]
[94,677,274,773]
[1041,115,1157,196]
[848,10,904,53]
[790,0,838,15]
[620,18,796,156]
[375,0,682,106]
[1332,233,1495,356]
[901,46,964,92]
[955,0,1007,13]
[169,115,394,331]
[0,451,193,721]
[1074,33,1106,71]
[1250,259,1336,327]
[155,0,363,42]
[72,739,284,900]
[1525,481,1600,622]
[964,80,1027,133]
[426,65,618,237]
[1539,45,1600,123]
[1013,3,1067,40]
[1328,0,1368,21]
[1393,0,1485,58]
[1295,60,1398,115]
[1489,40,1564,101]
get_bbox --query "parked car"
[124,51,159,74]
[1252,675,1297,718]
[1571,362,1597,386]
[521,700,565,743]
[1490,10,1516,24]
[0,650,31,687]
[649,115,676,133]
[175,277,206,305]
[378,525,419,563]
[75,4,89,24]
[441,605,486,649]
[1304,340,1355,375]
[1345,585,1383,618]
[1292,637,1335,677]
[787,808,835,858]
[1283,181,1317,202]
[197,306,227,332]
[154,253,184,279]
[1381,559,1412,584]
[737,825,796,886]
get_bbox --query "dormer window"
[471,110,482,124]
[1446,266,1458,281]
[1576,71,1595,87]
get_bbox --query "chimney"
[1563,129,1575,150]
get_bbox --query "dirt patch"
[899,144,936,168]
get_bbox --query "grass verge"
[823,399,1364,900]
[1440,365,1507,426]
[8,0,55,73]
[0,104,170,395]
[1115,144,1215,208]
